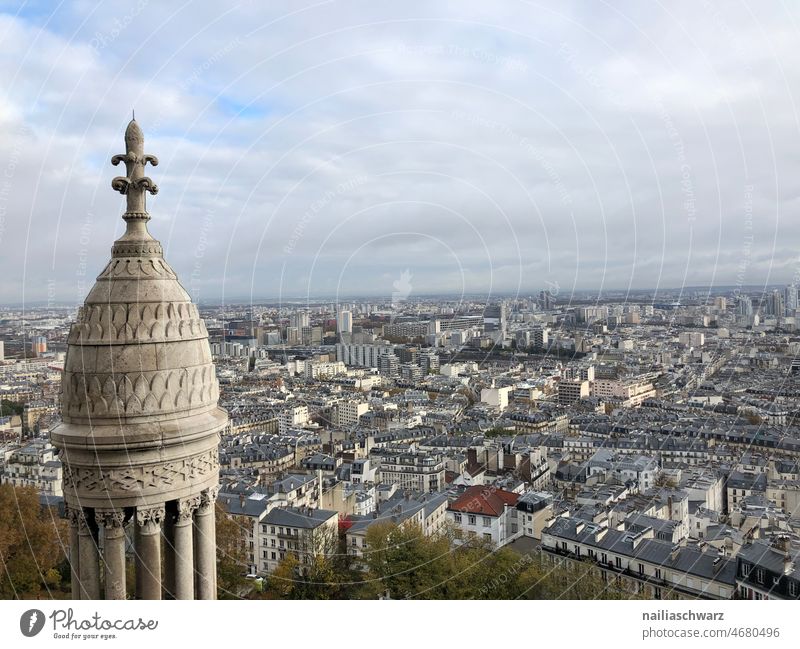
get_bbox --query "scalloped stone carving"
[68,301,206,344]
[62,364,219,418]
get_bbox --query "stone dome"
[51,119,226,511]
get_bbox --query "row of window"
[260,525,299,536]
[739,563,799,595]
[452,513,492,527]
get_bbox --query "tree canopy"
[258,521,639,600]
[0,484,67,599]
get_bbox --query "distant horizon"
[1,282,794,310]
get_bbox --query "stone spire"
[51,119,227,600]
[109,118,162,259]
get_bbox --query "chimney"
[772,534,791,553]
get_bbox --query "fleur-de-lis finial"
[111,117,159,218]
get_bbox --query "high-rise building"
[30,335,47,357]
[737,296,753,316]
[539,290,556,311]
[337,309,353,334]
[51,120,226,600]
[764,290,785,317]
[378,351,399,377]
[785,284,798,315]
[290,310,309,329]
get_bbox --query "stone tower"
[51,119,227,600]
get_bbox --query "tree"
[516,554,641,600]
[0,399,23,418]
[265,524,356,599]
[0,484,67,599]
[215,504,250,599]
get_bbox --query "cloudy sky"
[1,0,799,305]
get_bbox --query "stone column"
[66,507,81,600]
[194,488,218,600]
[135,505,165,600]
[173,496,200,600]
[77,509,100,600]
[97,509,127,600]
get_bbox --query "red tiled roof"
[448,485,519,517]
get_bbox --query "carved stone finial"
[111,118,159,219]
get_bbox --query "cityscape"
[1,4,800,639]
[2,282,800,600]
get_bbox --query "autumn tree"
[266,525,355,599]
[215,504,250,599]
[0,484,67,599]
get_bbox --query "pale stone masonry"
[50,119,228,600]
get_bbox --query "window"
[740,562,750,578]
[270,539,276,547]
[615,557,622,569]
[789,581,798,597]
[271,552,276,560]
[574,545,580,557]
[756,568,765,585]
[655,568,662,580]
[352,537,357,546]
[468,515,476,525]
[454,513,462,523]
[638,563,644,575]
[483,533,492,542]
[601,553,608,564]
[482,517,491,527]
[270,526,275,534]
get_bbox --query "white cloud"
[1,0,800,304]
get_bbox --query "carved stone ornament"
[176,495,203,522]
[199,486,220,511]
[135,505,166,531]
[62,448,219,493]
[95,508,126,529]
